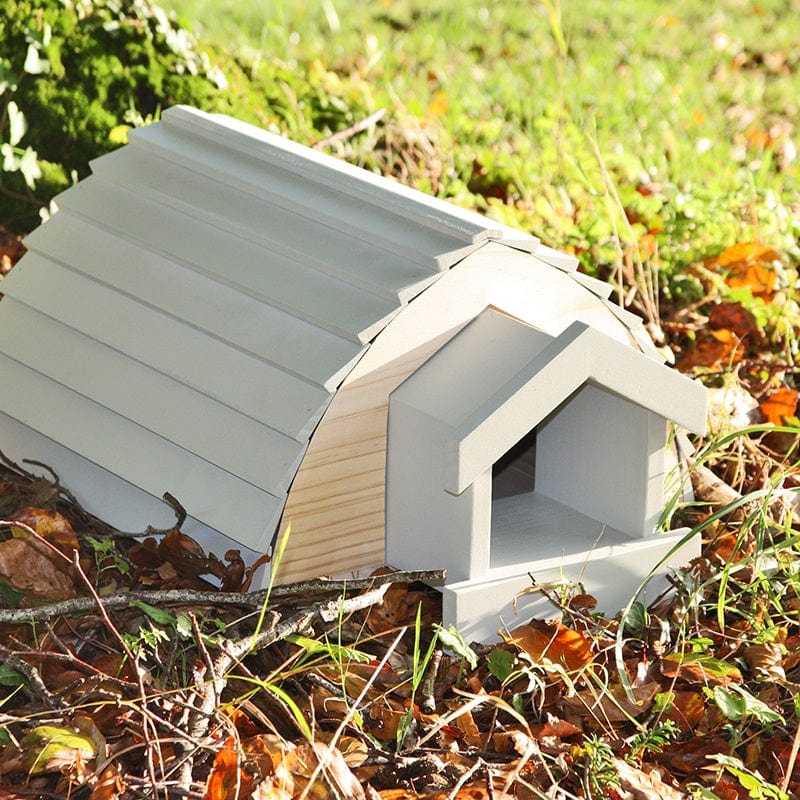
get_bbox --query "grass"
[160,0,800,295]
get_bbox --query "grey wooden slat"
[23,212,364,391]
[0,299,305,493]
[0,353,283,551]
[1,255,331,440]
[90,147,440,302]
[52,178,400,343]
[127,112,492,269]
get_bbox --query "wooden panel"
[3,254,331,440]
[91,148,440,302]
[53,178,400,343]
[0,299,305,493]
[0,354,284,550]
[138,107,501,266]
[276,347,434,582]
[24,213,364,391]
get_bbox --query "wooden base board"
[441,528,699,642]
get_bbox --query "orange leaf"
[760,386,798,426]
[10,507,79,557]
[676,335,744,371]
[427,90,448,118]
[714,242,781,297]
[503,621,594,672]
[663,690,706,730]
[204,739,249,800]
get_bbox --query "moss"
[0,0,231,230]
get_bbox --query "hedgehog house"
[0,107,707,639]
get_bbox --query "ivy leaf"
[0,580,24,608]
[0,663,26,687]
[709,684,784,726]
[487,647,515,682]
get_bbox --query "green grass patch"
[160,0,799,291]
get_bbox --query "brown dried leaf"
[743,643,786,681]
[282,741,366,800]
[89,763,127,800]
[379,786,513,800]
[676,334,744,371]
[708,302,762,342]
[561,682,659,723]
[611,757,686,799]
[0,538,76,601]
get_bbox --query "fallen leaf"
[89,762,127,800]
[676,335,745,372]
[708,302,762,343]
[0,537,76,601]
[379,786,513,800]
[713,242,781,298]
[503,621,594,672]
[743,643,786,682]
[660,653,742,686]
[662,690,707,731]
[612,757,686,799]
[20,722,102,777]
[759,386,798,426]
[561,682,660,723]
[658,736,729,776]
[9,507,80,557]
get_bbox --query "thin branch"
[0,570,445,626]
[312,109,386,149]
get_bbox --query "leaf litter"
[0,261,799,798]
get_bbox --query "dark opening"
[491,428,536,500]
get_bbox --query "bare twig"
[312,108,386,148]
[0,570,445,626]
[0,644,66,710]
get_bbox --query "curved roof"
[0,106,649,552]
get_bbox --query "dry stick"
[781,718,800,795]
[6,520,164,798]
[0,643,65,710]
[312,108,386,149]
[446,757,484,800]
[0,569,445,626]
[69,551,166,800]
[420,647,442,714]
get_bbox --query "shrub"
[0,0,229,231]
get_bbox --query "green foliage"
[0,0,230,229]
